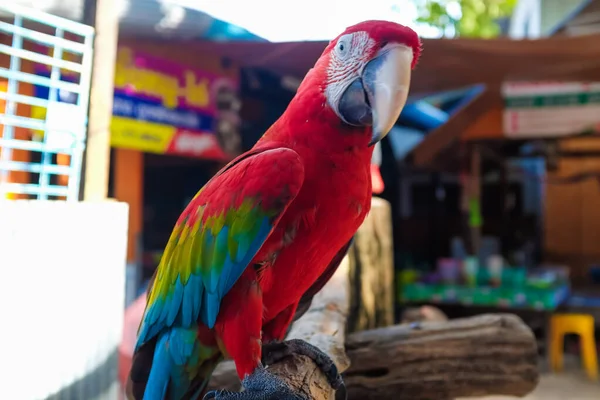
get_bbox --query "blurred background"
[1,0,600,399]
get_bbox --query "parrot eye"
[335,34,352,58]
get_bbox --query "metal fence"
[0,3,94,200]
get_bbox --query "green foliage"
[415,0,519,38]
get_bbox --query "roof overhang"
[140,33,600,96]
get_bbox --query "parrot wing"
[136,145,305,350]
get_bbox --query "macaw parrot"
[127,20,421,400]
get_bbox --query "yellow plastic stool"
[549,313,598,380]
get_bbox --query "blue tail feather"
[143,333,172,400]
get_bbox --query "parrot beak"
[363,44,413,146]
[336,43,414,145]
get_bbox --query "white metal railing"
[0,3,94,200]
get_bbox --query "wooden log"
[210,314,539,400]
[345,313,539,400]
[347,196,395,332]
[208,254,352,400]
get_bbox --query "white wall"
[0,200,129,400]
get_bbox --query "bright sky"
[174,0,442,42]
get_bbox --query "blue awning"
[389,85,486,161]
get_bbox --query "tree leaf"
[412,0,517,38]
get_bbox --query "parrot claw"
[203,366,306,400]
[262,339,346,397]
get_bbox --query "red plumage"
[215,104,374,380]
[216,19,421,381]
[128,19,421,400]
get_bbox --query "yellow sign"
[110,117,176,153]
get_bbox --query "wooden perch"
[344,313,539,400]
[208,254,352,400]
[208,192,538,399]
[209,310,539,400]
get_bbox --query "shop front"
[107,44,242,304]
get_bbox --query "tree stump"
[347,196,395,332]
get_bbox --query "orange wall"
[114,148,143,263]
[0,33,34,199]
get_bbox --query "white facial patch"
[324,31,375,111]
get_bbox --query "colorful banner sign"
[111,47,241,159]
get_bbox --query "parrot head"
[294,20,421,147]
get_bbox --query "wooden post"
[347,197,395,332]
[81,0,119,200]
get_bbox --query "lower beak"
[363,45,413,146]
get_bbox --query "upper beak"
[362,44,413,146]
